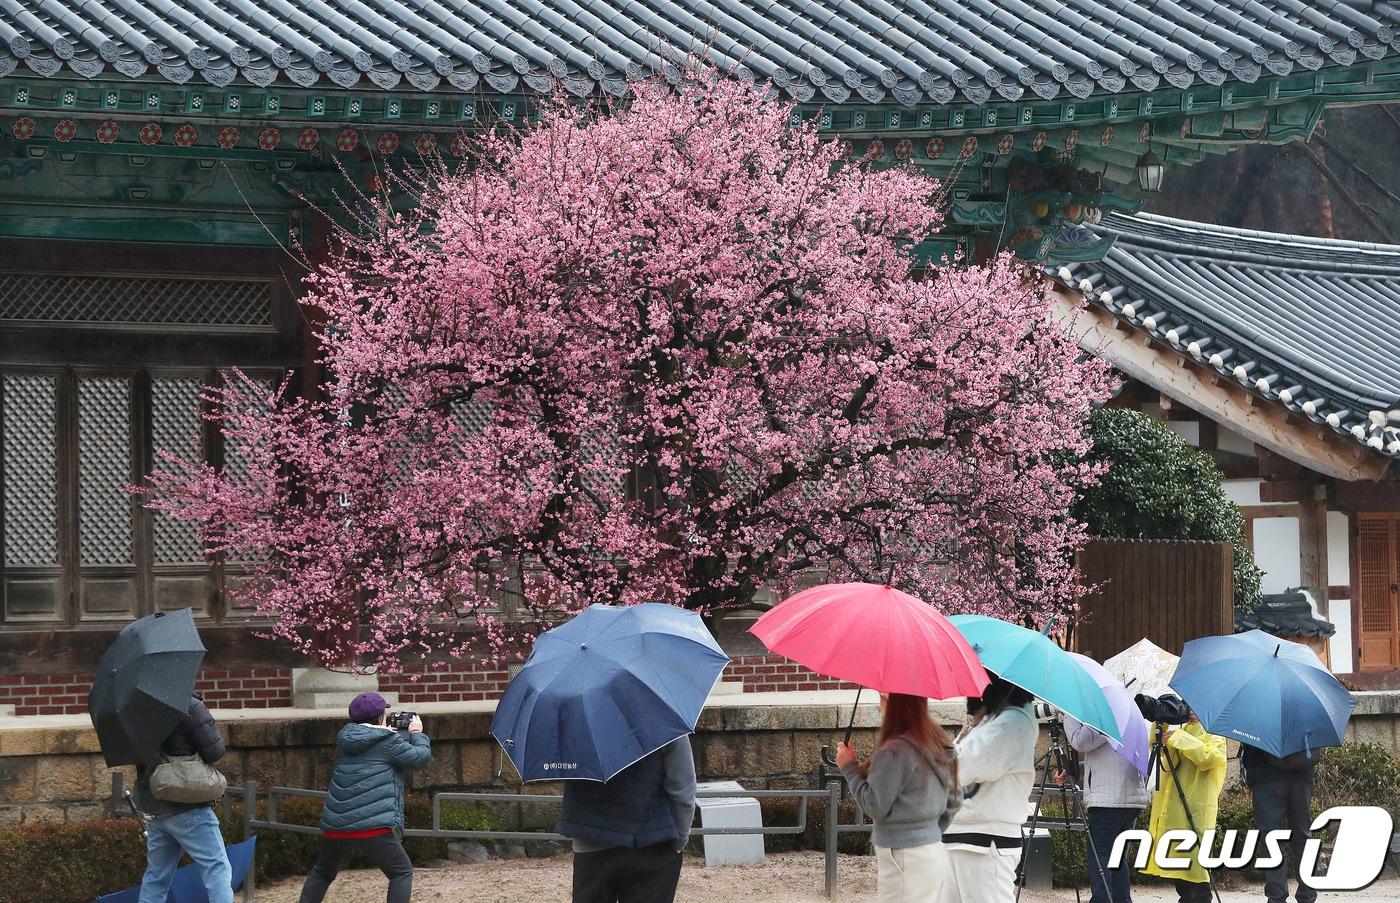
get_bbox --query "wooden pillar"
[1298,488,1329,618]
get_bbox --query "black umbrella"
[87,608,206,767]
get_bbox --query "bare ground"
[255,852,1399,902]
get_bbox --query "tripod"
[1146,724,1224,903]
[1017,717,1108,903]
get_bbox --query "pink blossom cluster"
[146,73,1114,670]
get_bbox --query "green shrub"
[1074,408,1263,612]
[0,819,146,903]
[1313,741,1400,817]
[0,795,508,903]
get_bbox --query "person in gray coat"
[1067,715,1149,903]
[298,692,432,903]
[836,693,961,902]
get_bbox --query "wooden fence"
[1071,539,1234,660]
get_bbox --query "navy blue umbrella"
[1170,629,1355,757]
[88,608,206,767]
[491,603,729,782]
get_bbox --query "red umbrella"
[749,582,989,700]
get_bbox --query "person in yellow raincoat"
[1140,713,1227,903]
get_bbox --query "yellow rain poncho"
[1140,720,1227,885]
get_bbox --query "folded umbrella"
[749,582,989,700]
[491,603,729,782]
[1169,629,1355,757]
[88,608,207,767]
[1066,652,1151,775]
[1103,638,1180,698]
[949,615,1121,742]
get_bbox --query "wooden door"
[1356,514,1400,671]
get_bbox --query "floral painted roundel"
[864,139,884,160]
[1100,126,1115,147]
[377,132,399,155]
[12,117,36,140]
[218,126,240,149]
[1139,122,1152,143]
[174,124,198,147]
[996,134,1014,155]
[336,129,359,152]
[449,133,470,157]
[364,172,382,193]
[139,123,162,146]
[415,133,437,155]
[894,138,912,160]
[925,137,944,159]
[1065,129,1079,152]
[959,136,978,158]
[96,120,120,144]
[297,128,320,151]
[54,119,78,142]
[259,128,281,151]
[1031,131,1047,151]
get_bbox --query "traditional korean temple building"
[1051,212,1400,682]
[4,1,1400,713]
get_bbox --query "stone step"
[708,680,746,697]
[0,703,14,717]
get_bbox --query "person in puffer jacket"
[136,692,231,903]
[298,692,432,903]
[1067,714,1149,903]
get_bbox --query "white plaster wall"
[1217,424,1257,457]
[1166,421,1200,447]
[1252,516,1301,594]
[1223,478,1262,507]
[1327,511,1353,674]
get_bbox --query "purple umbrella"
[1067,652,1150,776]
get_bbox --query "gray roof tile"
[1061,213,1400,459]
[0,0,1398,104]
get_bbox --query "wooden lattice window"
[1356,514,1400,671]
[0,273,274,332]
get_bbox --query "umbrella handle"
[842,686,863,746]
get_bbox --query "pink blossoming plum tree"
[147,74,1113,670]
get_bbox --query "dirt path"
[256,851,1398,902]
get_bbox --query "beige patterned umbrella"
[1103,638,1180,697]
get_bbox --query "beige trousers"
[937,844,1022,903]
[874,841,949,903]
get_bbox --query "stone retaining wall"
[5,692,1398,827]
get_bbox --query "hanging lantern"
[1136,149,1165,192]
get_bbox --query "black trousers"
[1252,777,1318,903]
[1172,878,1212,903]
[298,830,413,903]
[1086,807,1141,903]
[572,843,683,903]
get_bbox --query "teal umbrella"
[949,615,1122,742]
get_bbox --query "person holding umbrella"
[1169,630,1355,903]
[87,609,233,903]
[492,603,729,903]
[939,675,1037,903]
[1064,651,1151,903]
[835,693,962,902]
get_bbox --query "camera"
[1031,701,1059,721]
[386,710,417,730]
[1134,693,1191,725]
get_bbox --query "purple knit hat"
[348,692,388,724]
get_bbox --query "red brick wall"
[726,655,859,692]
[0,655,846,716]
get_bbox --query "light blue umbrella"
[949,615,1121,741]
[491,603,729,782]
[1170,629,1354,757]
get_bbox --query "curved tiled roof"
[1,1,1399,104]
[1236,591,1335,638]
[1060,212,1400,459]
